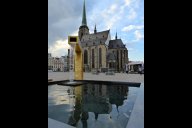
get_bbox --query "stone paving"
[48,72,144,83]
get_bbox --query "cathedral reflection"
[67,84,128,127]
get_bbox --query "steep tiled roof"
[108,39,126,49]
[80,30,110,47]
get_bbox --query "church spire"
[82,0,87,26]
[94,24,97,33]
[115,31,118,40]
[78,0,89,40]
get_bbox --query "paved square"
[48,72,144,83]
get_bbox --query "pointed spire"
[115,31,117,40]
[94,24,97,33]
[82,0,87,26]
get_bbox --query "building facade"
[48,53,53,70]
[48,53,64,72]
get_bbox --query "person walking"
[138,65,142,75]
[125,63,129,74]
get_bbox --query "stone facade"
[48,53,64,72]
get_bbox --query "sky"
[48,0,144,61]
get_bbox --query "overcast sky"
[48,0,144,61]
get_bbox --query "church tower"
[78,0,89,41]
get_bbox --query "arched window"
[121,50,123,69]
[117,50,119,70]
[84,50,88,64]
[92,49,95,68]
[124,50,126,61]
[99,48,102,67]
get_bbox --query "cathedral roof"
[80,30,110,47]
[108,39,126,49]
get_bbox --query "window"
[124,50,126,60]
[84,50,88,64]
[99,48,102,67]
[121,50,123,69]
[92,49,95,68]
[117,50,119,70]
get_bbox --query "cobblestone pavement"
[48,72,144,83]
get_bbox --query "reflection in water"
[48,84,136,128]
[71,84,128,127]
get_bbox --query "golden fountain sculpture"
[68,36,83,80]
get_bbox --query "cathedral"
[78,0,128,72]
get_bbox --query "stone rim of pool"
[48,80,141,87]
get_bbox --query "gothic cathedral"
[78,0,128,72]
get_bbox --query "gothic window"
[84,50,88,64]
[92,49,95,68]
[121,50,123,69]
[124,50,126,60]
[99,48,102,67]
[93,42,95,45]
[117,50,119,70]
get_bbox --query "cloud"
[128,9,137,20]
[48,30,78,57]
[48,39,70,57]
[122,25,144,32]
[100,3,122,30]
[133,30,144,41]
[48,0,82,47]
[125,0,132,6]
[108,4,117,14]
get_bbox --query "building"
[48,53,53,70]
[48,53,64,72]
[128,61,144,73]
[52,57,64,72]
[62,55,69,72]
[78,0,128,72]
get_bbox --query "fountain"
[59,36,84,86]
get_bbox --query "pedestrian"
[125,63,129,74]
[138,65,142,75]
